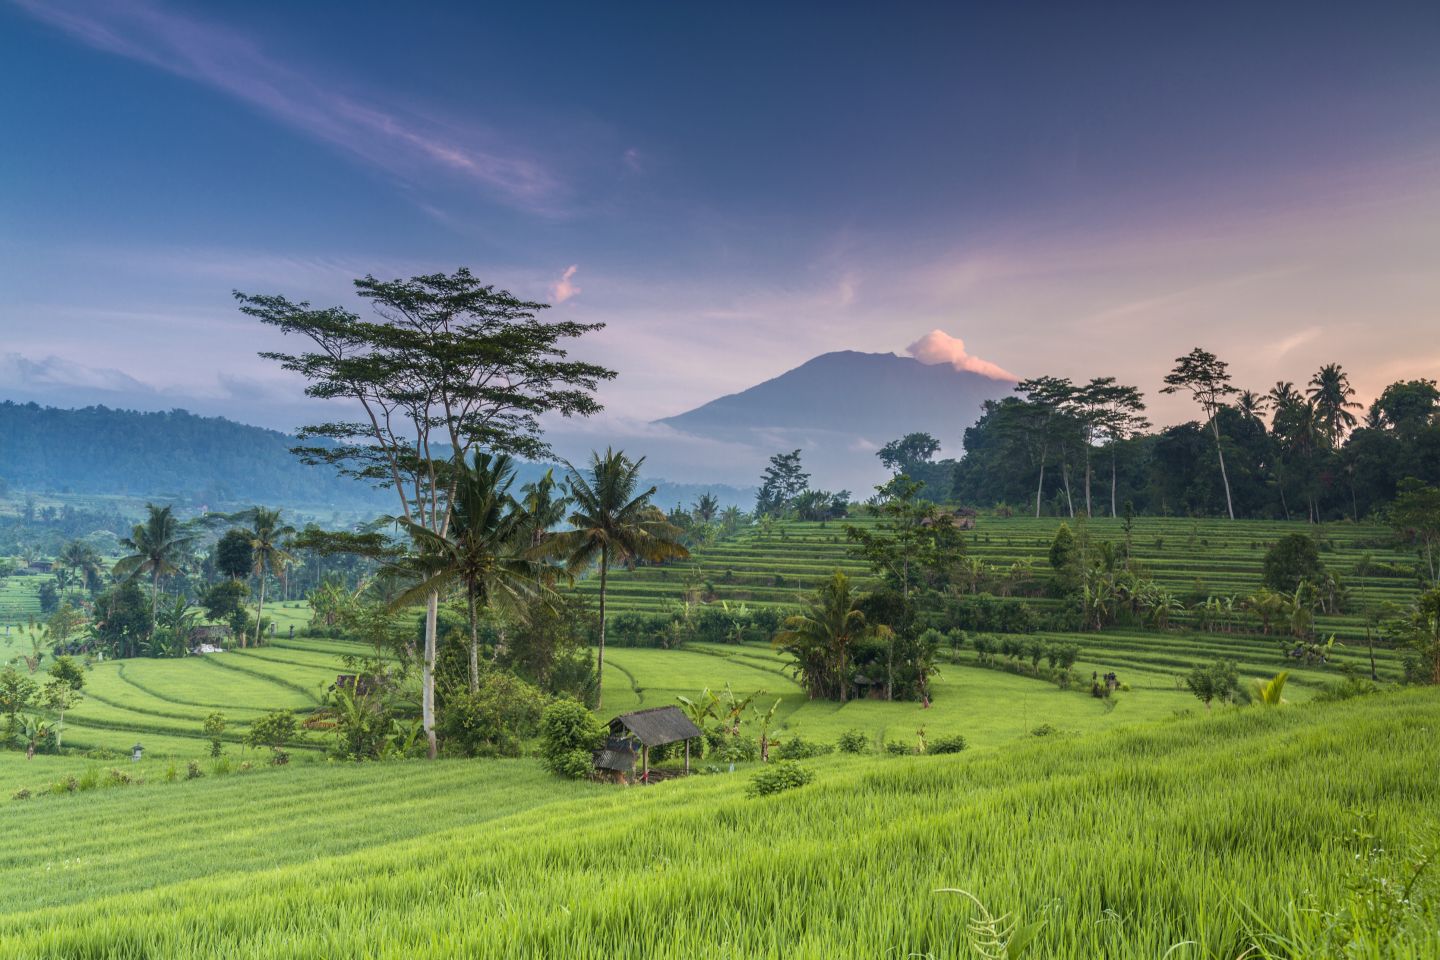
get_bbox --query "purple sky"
[2,1,1439,483]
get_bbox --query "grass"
[0,688,1436,957]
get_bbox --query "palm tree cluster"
[957,352,1436,522]
[772,571,890,702]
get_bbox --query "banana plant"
[1252,670,1289,706]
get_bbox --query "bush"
[715,735,758,763]
[776,737,831,761]
[540,698,605,779]
[884,740,913,756]
[1263,534,1326,593]
[1030,723,1058,737]
[836,729,870,754]
[928,734,968,755]
[439,671,546,758]
[185,760,204,780]
[747,760,813,798]
[11,788,30,801]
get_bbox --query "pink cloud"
[905,329,1016,381]
[552,265,581,304]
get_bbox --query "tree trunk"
[1062,461,1075,518]
[1083,446,1092,518]
[253,571,267,648]
[1210,416,1235,520]
[423,590,438,759]
[150,568,161,640]
[467,590,480,695]
[596,552,609,711]
[1110,447,1118,518]
[1034,442,1047,518]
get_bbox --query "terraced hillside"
[575,515,1423,642]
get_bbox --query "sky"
[2,1,1439,483]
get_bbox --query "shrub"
[884,740,913,756]
[11,788,30,801]
[715,735,758,763]
[929,734,968,754]
[185,760,204,780]
[747,760,813,798]
[776,737,831,761]
[439,671,546,758]
[246,711,299,762]
[539,698,605,780]
[836,729,870,754]
[1030,723,1058,737]
[1263,534,1326,593]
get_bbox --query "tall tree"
[517,469,570,551]
[392,453,548,694]
[1013,377,1077,518]
[693,492,720,523]
[113,504,195,631]
[214,528,254,581]
[1162,348,1238,519]
[1093,381,1149,517]
[1307,363,1362,448]
[876,432,942,475]
[1236,390,1269,424]
[57,540,104,595]
[755,450,810,517]
[240,268,613,757]
[548,449,688,709]
[246,508,295,648]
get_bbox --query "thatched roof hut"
[603,706,703,779]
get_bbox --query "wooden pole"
[684,738,690,775]
[642,745,649,781]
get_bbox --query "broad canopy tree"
[239,267,614,758]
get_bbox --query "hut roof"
[608,706,703,747]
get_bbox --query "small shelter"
[603,706,703,779]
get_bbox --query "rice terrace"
[4,3,1440,958]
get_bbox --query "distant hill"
[0,402,751,514]
[654,351,1012,489]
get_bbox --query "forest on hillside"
[0,403,390,510]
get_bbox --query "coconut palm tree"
[113,504,194,630]
[548,448,689,709]
[772,570,879,702]
[246,508,295,648]
[392,452,549,694]
[58,540,105,596]
[1307,363,1362,447]
[1236,390,1269,424]
[517,468,570,551]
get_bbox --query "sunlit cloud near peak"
[905,330,1017,382]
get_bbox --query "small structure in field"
[189,625,232,654]
[601,706,703,780]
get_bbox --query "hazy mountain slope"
[654,351,1012,489]
[0,402,751,512]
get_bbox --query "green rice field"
[1,688,1436,957]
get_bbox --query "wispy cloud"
[12,0,563,212]
[551,265,581,304]
[1267,326,1323,358]
[906,330,1016,381]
